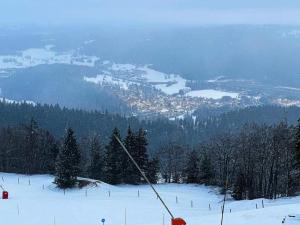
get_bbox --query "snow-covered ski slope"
[0,173,299,225]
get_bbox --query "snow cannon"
[2,191,8,199]
[172,218,186,225]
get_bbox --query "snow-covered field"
[186,89,239,100]
[0,45,240,100]
[84,63,189,95]
[0,173,299,225]
[84,74,135,91]
[84,63,240,99]
[0,46,99,69]
[0,97,35,105]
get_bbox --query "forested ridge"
[1,101,300,200]
[0,120,158,187]
[1,101,300,150]
[182,122,300,200]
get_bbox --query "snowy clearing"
[84,63,189,95]
[84,74,137,90]
[0,46,99,69]
[0,173,299,225]
[276,86,300,92]
[207,76,227,83]
[85,63,242,99]
[0,97,36,105]
[140,66,188,95]
[84,40,96,45]
[186,89,239,100]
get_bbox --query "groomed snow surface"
[0,173,299,225]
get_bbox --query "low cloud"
[1,0,300,26]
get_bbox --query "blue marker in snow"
[101,218,105,225]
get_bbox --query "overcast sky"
[1,0,300,26]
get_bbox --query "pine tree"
[123,127,138,184]
[146,157,160,184]
[199,153,213,184]
[89,136,104,180]
[185,150,200,183]
[135,128,149,183]
[55,128,81,188]
[131,129,149,184]
[104,128,123,185]
[232,171,246,200]
[23,118,39,174]
[39,130,59,174]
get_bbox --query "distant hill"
[0,102,299,151]
[1,26,300,117]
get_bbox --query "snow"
[207,76,227,83]
[207,77,253,84]
[84,63,243,103]
[102,60,110,65]
[0,88,36,105]
[1,173,300,225]
[0,46,100,69]
[0,98,36,106]
[282,30,300,38]
[45,45,55,50]
[186,89,239,100]
[274,98,300,107]
[84,74,138,90]
[111,63,136,71]
[84,40,95,45]
[160,108,169,113]
[91,63,189,95]
[85,63,189,95]
[0,70,9,78]
[169,110,196,121]
[89,63,240,98]
[277,86,300,92]
[140,66,189,95]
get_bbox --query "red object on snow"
[2,191,8,199]
[172,218,186,225]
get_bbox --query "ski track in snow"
[0,173,299,225]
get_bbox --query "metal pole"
[125,208,127,225]
[114,135,175,219]
[220,176,228,225]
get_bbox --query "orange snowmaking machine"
[115,136,186,225]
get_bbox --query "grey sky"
[1,0,300,26]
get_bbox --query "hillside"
[0,173,299,225]
[0,102,299,151]
[1,26,300,117]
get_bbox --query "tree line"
[1,101,300,153]
[1,110,300,200]
[54,119,300,199]
[157,121,300,200]
[0,119,158,188]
